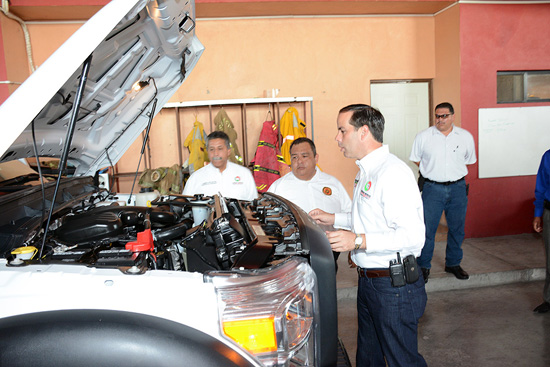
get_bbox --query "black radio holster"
[389,252,420,287]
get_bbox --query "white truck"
[0,1,349,366]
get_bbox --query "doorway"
[370,80,431,177]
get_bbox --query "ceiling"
[7,0,456,22]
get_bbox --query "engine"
[17,192,309,274]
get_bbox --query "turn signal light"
[223,317,277,354]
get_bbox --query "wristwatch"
[354,233,363,250]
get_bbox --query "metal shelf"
[164,96,313,108]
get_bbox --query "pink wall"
[460,4,550,237]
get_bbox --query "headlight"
[205,257,318,366]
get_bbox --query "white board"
[478,106,550,178]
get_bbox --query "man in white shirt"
[268,137,352,267]
[410,102,476,283]
[310,104,427,367]
[183,131,258,201]
[268,137,351,217]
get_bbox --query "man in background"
[410,102,476,283]
[183,131,257,201]
[268,137,352,266]
[533,148,550,313]
[268,137,351,218]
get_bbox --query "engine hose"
[154,219,194,241]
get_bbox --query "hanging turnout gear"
[280,107,306,165]
[251,120,284,193]
[138,164,183,195]
[183,118,209,174]
[214,108,244,165]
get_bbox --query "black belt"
[357,268,390,278]
[545,200,550,210]
[424,177,465,186]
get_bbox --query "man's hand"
[534,217,543,233]
[309,208,335,226]
[326,230,357,252]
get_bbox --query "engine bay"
[4,188,309,274]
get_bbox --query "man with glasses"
[410,102,476,283]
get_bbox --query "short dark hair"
[339,104,384,143]
[290,137,317,156]
[207,130,230,148]
[435,102,454,114]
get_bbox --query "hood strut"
[127,95,158,204]
[39,54,93,259]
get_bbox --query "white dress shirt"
[409,125,476,182]
[268,168,352,228]
[335,145,425,268]
[182,161,258,201]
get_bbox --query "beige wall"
[147,16,437,194]
[10,15,438,194]
[28,23,83,66]
[0,18,82,85]
[0,14,33,94]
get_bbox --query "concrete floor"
[336,233,550,367]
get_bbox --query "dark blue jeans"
[356,274,427,367]
[418,180,468,269]
[543,208,550,303]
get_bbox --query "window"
[497,71,550,103]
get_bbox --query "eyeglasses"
[435,114,452,119]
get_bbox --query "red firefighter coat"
[252,120,287,193]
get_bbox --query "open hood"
[0,0,203,177]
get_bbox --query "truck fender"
[0,309,257,367]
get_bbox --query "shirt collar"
[431,124,458,136]
[311,167,320,181]
[210,161,231,173]
[292,166,319,182]
[356,145,389,171]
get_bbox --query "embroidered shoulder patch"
[322,187,332,196]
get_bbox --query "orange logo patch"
[322,187,332,196]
